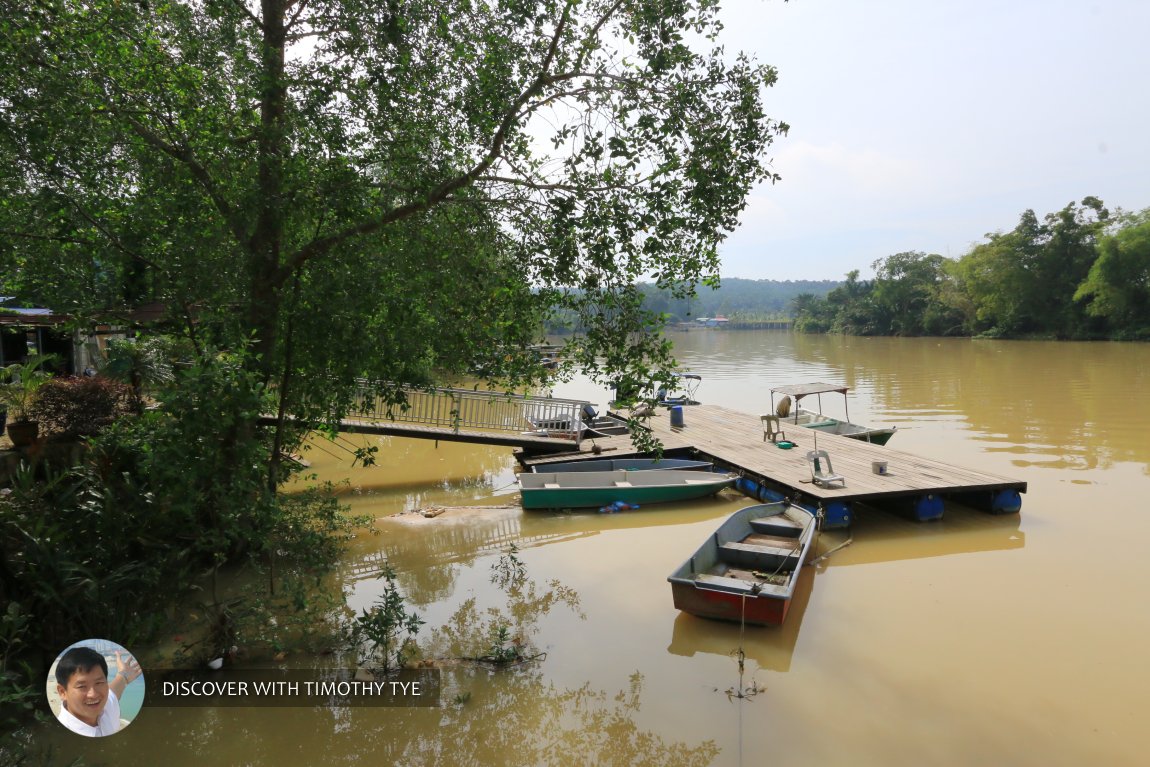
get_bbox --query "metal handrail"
[347,381,591,445]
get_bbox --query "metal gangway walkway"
[319,382,597,453]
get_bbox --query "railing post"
[573,401,583,448]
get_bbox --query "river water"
[41,333,1150,766]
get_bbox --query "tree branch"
[61,193,169,275]
[575,0,627,72]
[285,27,348,42]
[474,174,648,194]
[226,0,264,29]
[283,0,579,274]
[113,111,250,249]
[0,230,99,248]
[285,0,312,33]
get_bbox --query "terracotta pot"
[6,420,39,448]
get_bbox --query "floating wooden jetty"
[521,403,1026,528]
[277,385,1026,528]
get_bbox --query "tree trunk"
[248,2,290,493]
[248,0,290,380]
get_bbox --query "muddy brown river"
[39,334,1150,766]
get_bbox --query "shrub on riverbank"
[0,348,359,750]
[27,376,136,440]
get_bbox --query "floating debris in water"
[390,505,518,520]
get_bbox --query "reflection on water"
[301,433,522,510]
[42,669,720,767]
[667,565,816,674]
[37,333,1150,766]
[826,501,1026,566]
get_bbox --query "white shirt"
[57,688,121,737]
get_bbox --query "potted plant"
[0,354,54,447]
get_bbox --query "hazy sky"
[714,0,1149,280]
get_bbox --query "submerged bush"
[353,567,424,674]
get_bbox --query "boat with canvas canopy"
[770,382,896,445]
[656,373,702,406]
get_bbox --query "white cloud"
[708,0,1150,280]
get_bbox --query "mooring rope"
[737,592,747,686]
[490,478,520,493]
[731,586,761,700]
[809,536,854,566]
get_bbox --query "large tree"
[1074,209,1150,335]
[951,198,1109,337]
[869,251,963,336]
[1,0,785,482]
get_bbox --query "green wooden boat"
[530,457,713,473]
[519,469,736,511]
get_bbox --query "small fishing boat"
[519,469,735,510]
[531,457,713,473]
[770,382,896,445]
[668,502,817,626]
[657,373,702,406]
[524,405,631,438]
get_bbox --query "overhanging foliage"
[1,0,787,476]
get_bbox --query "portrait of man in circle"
[51,642,143,737]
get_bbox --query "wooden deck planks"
[651,404,1024,501]
[561,404,1026,505]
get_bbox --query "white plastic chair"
[761,414,786,443]
[806,449,845,488]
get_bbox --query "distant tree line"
[792,198,1150,340]
[544,279,837,332]
[638,278,838,322]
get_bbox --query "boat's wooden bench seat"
[720,540,797,557]
[694,573,788,597]
[749,517,804,538]
[742,533,801,550]
[719,539,800,570]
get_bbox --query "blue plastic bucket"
[670,405,685,427]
